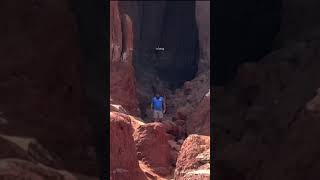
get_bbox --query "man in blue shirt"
[151,92,166,122]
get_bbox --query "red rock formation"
[170,71,210,136]
[187,91,210,135]
[133,123,173,176]
[174,134,210,180]
[111,2,212,179]
[110,1,139,116]
[110,1,122,63]
[110,112,147,180]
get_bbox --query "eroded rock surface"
[0,158,77,180]
[110,1,139,116]
[187,90,210,135]
[133,123,173,176]
[110,112,147,180]
[174,134,210,180]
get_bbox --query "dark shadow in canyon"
[70,0,108,179]
[119,1,200,119]
[213,0,283,178]
[213,0,282,86]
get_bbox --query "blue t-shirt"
[152,97,164,111]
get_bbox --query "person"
[151,92,166,122]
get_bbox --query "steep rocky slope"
[214,1,320,179]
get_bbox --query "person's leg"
[156,111,161,122]
[159,111,163,122]
[153,110,158,122]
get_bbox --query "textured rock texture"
[0,158,77,180]
[133,123,173,176]
[0,135,61,168]
[110,1,139,116]
[110,112,147,180]
[187,90,210,135]
[169,71,210,135]
[174,135,210,180]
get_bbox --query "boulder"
[110,112,147,180]
[110,104,128,114]
[174,134,210,180]
[0,135,60,168]
[133,123,172,176]
[0,158,77,180]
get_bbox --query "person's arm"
[151,99,153,110]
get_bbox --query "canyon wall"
[110,1,211,179]
[119,1,199,88]
[110,1,139,116]
[195,1,210,74]
[214,1,320,179]
[0,0,94,170]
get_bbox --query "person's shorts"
[153,110,163,119]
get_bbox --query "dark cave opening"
[213,0,283,86]
[132,1,199,91]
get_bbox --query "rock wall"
[110,1,139,116]
[119,1,199,88]
[174,135,210,180]
[0,0,93,169]
[110,112,147,180]
[214,1,320,179]
[187,91,210,135]
[195,1,210,74]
